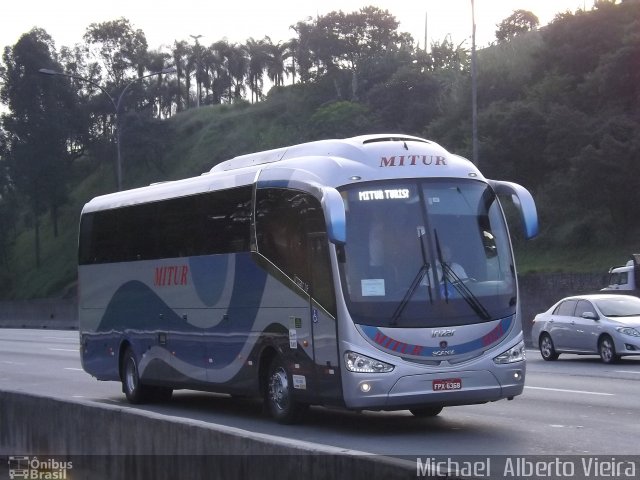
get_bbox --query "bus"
[78,134,538,423]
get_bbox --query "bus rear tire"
[121,347,153,404]
[265,356,307,424]
[410,406,443,417]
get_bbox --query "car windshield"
[338,179,516,328]
[596,297,640,317]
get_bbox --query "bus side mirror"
[489,180,539,240]
[322,188,346,245]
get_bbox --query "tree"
[83,18,148,88]
[0,128,18,270]
[244,37,270,103]
[495,10,539,43]
[1,28,78,266]
[172,40,191,110]
[365,66,444,134]
[429,36,469,72]
[297,7,408,100]
[264,39,288,88]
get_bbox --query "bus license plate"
[433,378,462,391]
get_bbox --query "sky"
[3,0,593,53]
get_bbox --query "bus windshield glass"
[338,179,516,328]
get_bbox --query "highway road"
[1,328,639,457]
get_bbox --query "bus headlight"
[344,351,394,373]
[493,340,526,364]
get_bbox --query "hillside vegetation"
[1,1,639,299]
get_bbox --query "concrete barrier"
[0,299,77,330]
[0,390,417,480]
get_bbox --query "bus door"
[307,231,341,403]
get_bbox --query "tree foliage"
[1,28,80,266]
[495,9,540,43]
[1,2,640,296]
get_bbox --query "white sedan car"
[531,294,640,363]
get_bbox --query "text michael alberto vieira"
[416,457,637,478]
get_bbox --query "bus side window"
[256,188,335,314]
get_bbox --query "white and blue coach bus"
[78,134,538,423]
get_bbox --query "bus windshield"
[338,179,516,328]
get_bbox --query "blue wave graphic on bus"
[97,254,268,368]
[360,316,513,358]
[189,255,230,306]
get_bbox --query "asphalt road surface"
[1,328,638,457]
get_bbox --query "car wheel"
[539,333,559,361]
[121,347,153,404]
[265,356,307,424]
[598,335,620,364]
[410,406,444,417]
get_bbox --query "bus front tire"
[265,357,307,424]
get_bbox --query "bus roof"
[82,134,483,214]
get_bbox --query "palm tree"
[283,38,299,85]
[172,40,190,110]
[244,37,270,103]
[227,43,248,102]
[264,39,288,87]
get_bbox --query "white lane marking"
[0,360,27,365]
[48,348,78,352]
[64,367,84,371]
[525,386,614,396]
[614,370,640,374]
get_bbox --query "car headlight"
[493,340,526,364]
[344,351,394,373]
[616,327,640,337]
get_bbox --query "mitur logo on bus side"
[154,265,189,286]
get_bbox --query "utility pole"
[470,0,479,166]
[424,12,428,52]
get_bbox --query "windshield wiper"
[434,229,491,321]
[390,229,432,326]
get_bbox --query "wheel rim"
[125,356,138,394]
[269,366,290,412]
[541,336,553,358]
[600,338,613,362]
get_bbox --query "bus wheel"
[265,357,306,424]
[410,406,443,417]
[121,347,152,404]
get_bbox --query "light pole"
[470,0,479,166]
[39,67,176,191]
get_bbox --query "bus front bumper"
[342,365,525,411]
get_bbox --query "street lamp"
[470,0,479,166]
[39,66,176,191]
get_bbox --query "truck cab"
[602,255,640,291]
